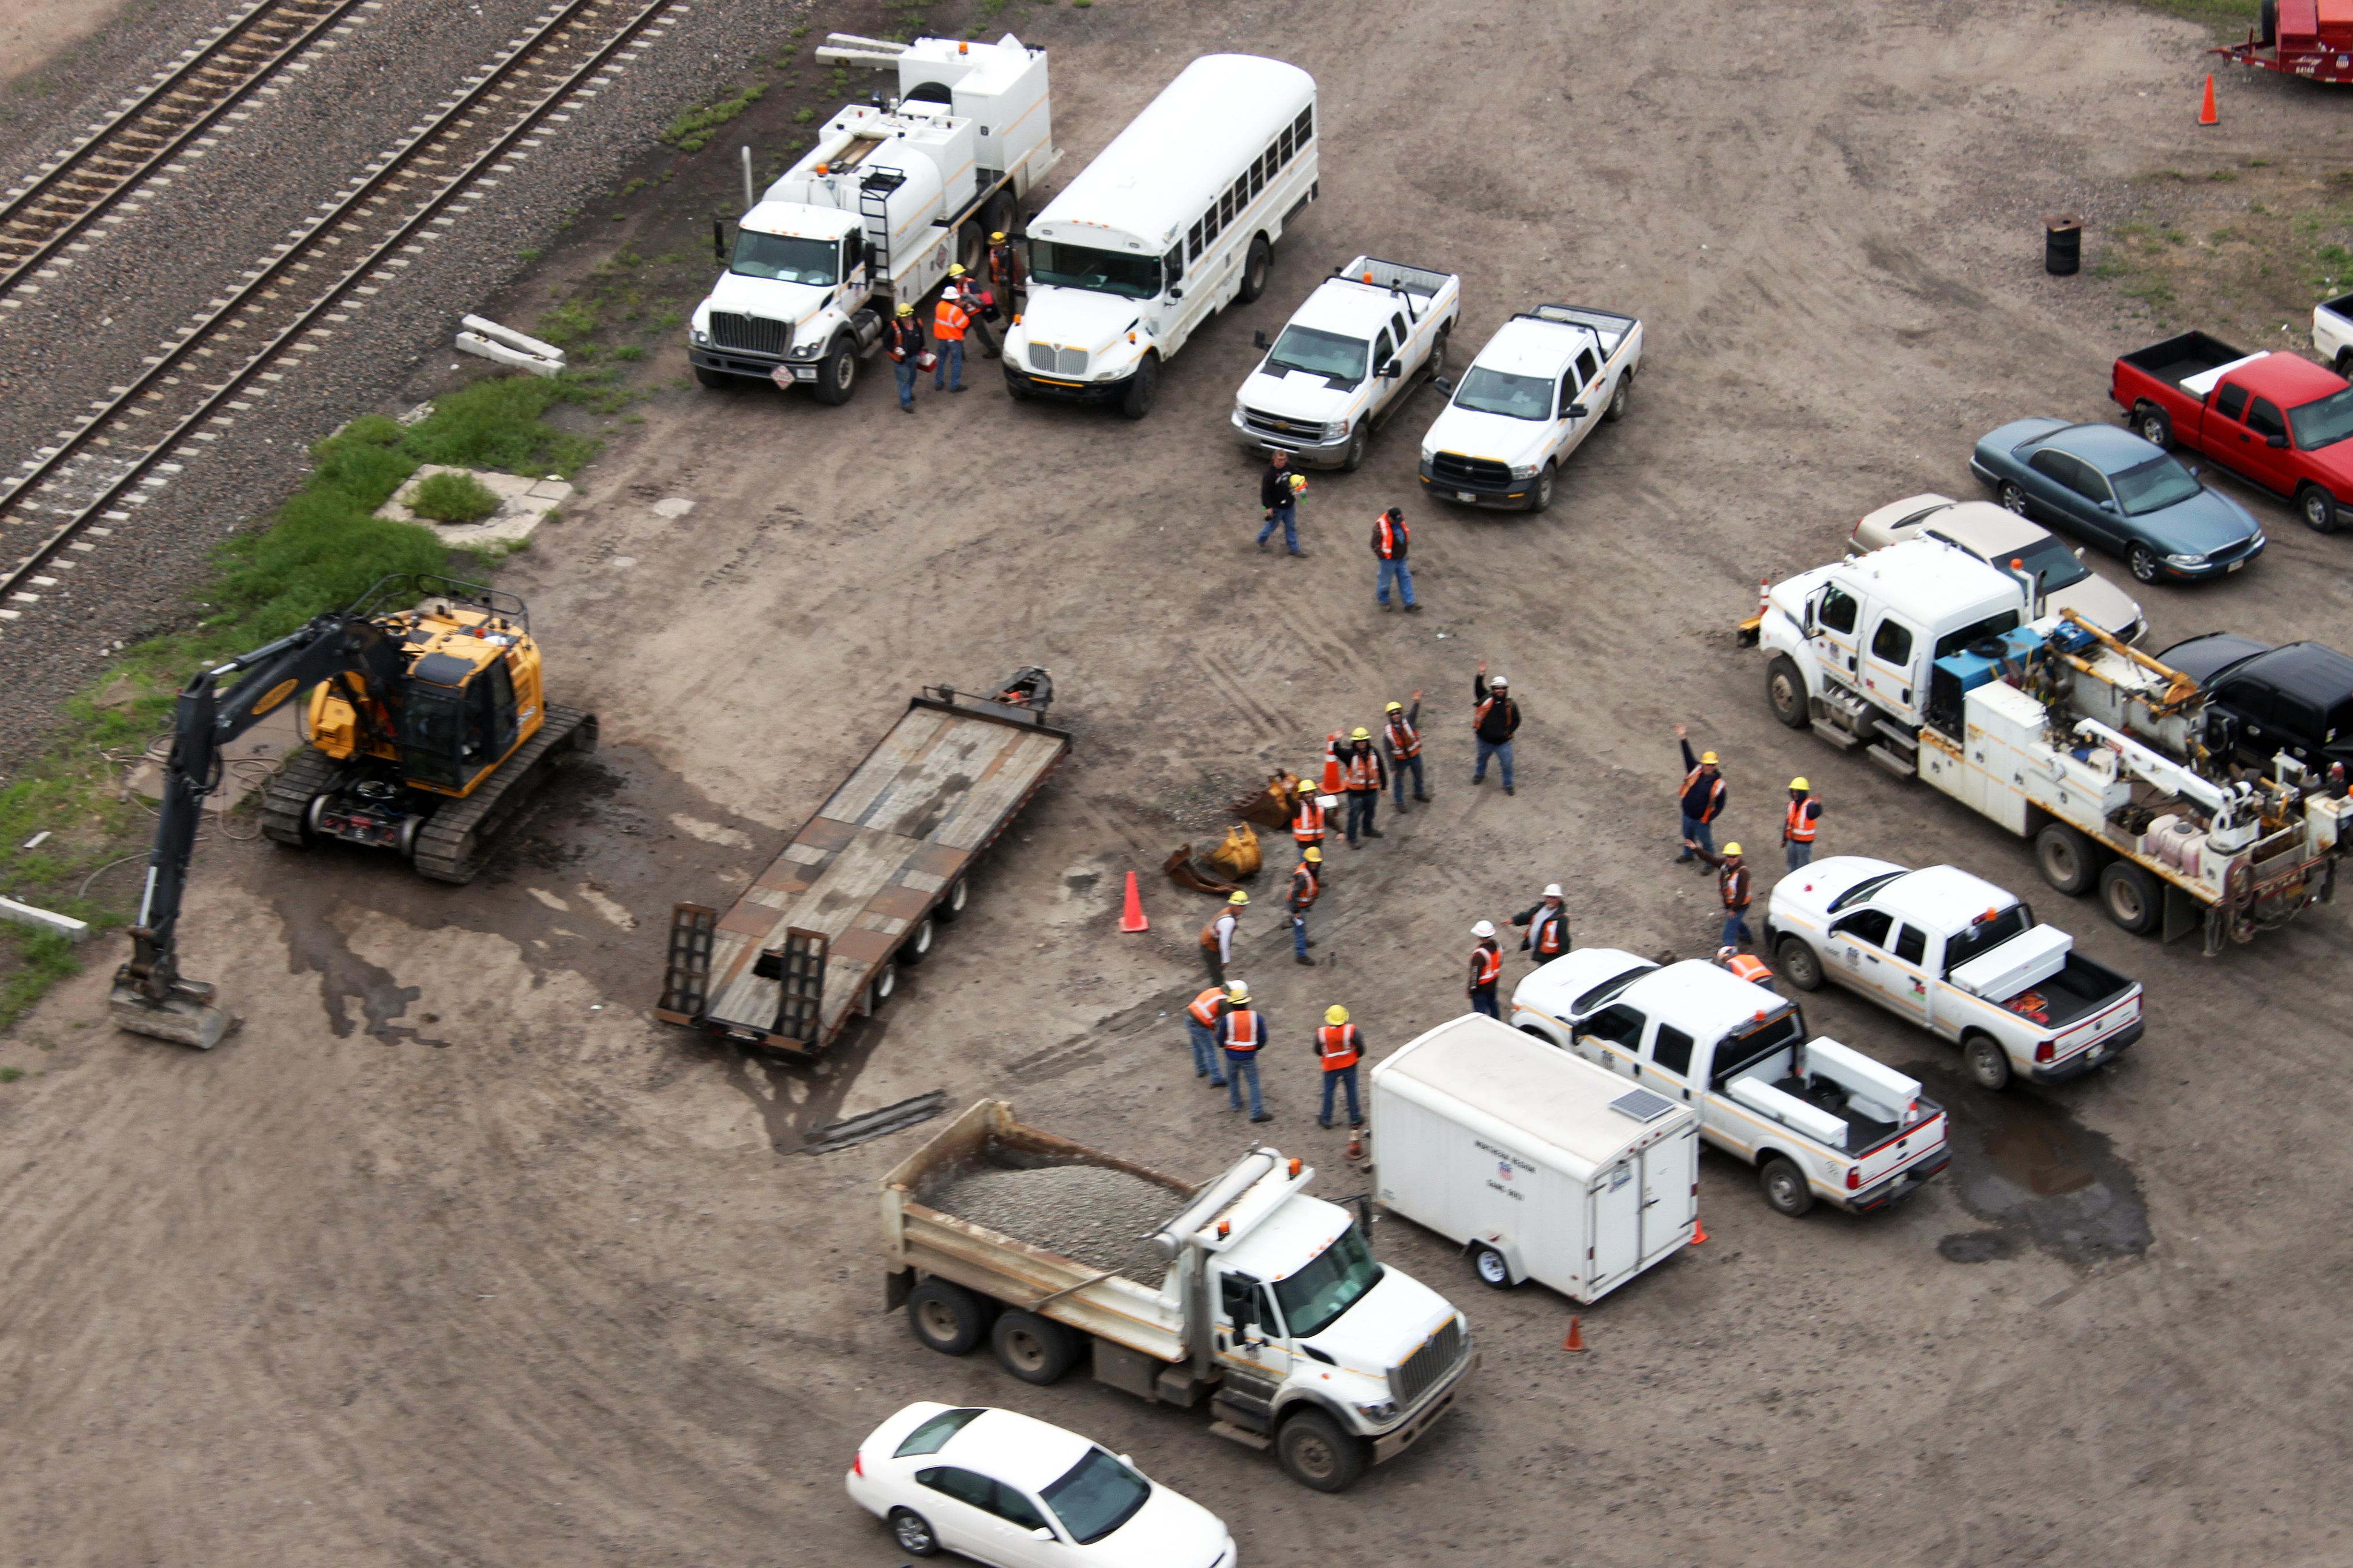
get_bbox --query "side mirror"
[2098,498,2117,512]
[711,216,727,266]
[2074,547,2086,559]
[2268,433,2290,449]
[1433,375,1454,394]
[1802,600,1815,635]
[1380,359,1401,380]
[1253,330,1270,349]
[1169,286,1185,300]
[1566,403,1590,419]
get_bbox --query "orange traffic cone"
[1562,1316,1588,1353]
[1690,1213,1708,1246]
[2199,73,2219,126]
[1118,871,1149,934]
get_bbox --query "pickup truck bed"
[2018,953,2131,1029]
[2116,331,2253,393]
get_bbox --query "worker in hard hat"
[1468,920,1504,1017]
[885,300,927,414]
[1314,1004,1366,1129]
[1184,982,1230,1087]
[1473,661,1520,794]
[1673,723,1728,863]
[1288,846,1322,966]
[948,262,1000,359]
[1199,889,1248,986]
[1219,979,1272,1122]
[1716,946,1775,990]
[1683,840,1755,951]
[1510,883,1571,967]
[1782,777,1822,870]
[1371,506,1417,612]
[985,228,1024,311]
[932,268,973,393]
[1341,727,1388,848]
[1384,692,1428,813]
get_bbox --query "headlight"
[1508,462,1540,480]
[2164,552,2209,568]
[2250,531,2266,547]
[689,328,710,345]
[790,340,821,359]
[1354,1398,1398,1423]
[1324,418,1351,440]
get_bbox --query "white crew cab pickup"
[1230,257,1460,471]
[1765,858,2145,1092]
[685,33,1055,404]
[1511,950,1949,1218]
[1418,303,1642,513]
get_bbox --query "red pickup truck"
[2111,332,2353,535]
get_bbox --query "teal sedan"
[1968,418,2265,584]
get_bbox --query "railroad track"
[0,0,371,300]
[0,0,690,622]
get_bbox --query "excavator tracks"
[259,746,342,848]
[410,704,598,884]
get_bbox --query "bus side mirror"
[712,216,727,266]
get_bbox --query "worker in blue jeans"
[1256,449,1306,555]
[1315,1006,1365,1129]
[1686,841,1756,950]
[1219,981,1272,1122]
[1675,723,1728,863]
[1371,506,1418,611]
[1472,663,1520,795]
[1184,983,1228,1085]
[884,303,924,414]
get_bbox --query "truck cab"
[1418,303,1641,513]
[1230,257,1460,471]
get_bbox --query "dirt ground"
[9,1,2353,1565]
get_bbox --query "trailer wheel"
[2261,0,2278,45]
[1275,1410,1368,1493]
[906,1277,990,1356]
[1470,1243,1515,1289]
[1119,352,1160,420]
[1963,1032,2013,1092]
[1525,463,1555,514]
[809,336,858,406]
[866,962,898,1013]
[1774,935,1824,992]
[2298,483,2340,535]
[1239,234,1273,304]
[888,1508,942,1558]
[2133,403,2172,450]
[1758,1156,1814,1217]
[990,1309,1079,1385]
[2098,860,2161,935]
[935,878,970,923]
[2033,822,2101,896]
[1765,656,1811,730]
[897,917,937,965]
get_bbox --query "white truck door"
[1367,324,1399,416]
[1590,1159,1642,1292]
[1858,608,1923,721]
[1641,1021,1699,1106]
[1881,921,1934,1026]
[1579,1003,1649,1079]
[1827,907,1904,1002]
[1639,1129,1699,1265]
[1812,581,1864,691]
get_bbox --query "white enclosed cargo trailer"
[1371,1014,1700,1303]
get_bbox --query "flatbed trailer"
[657,672,1069,1053]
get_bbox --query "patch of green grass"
[2119,0,2257,28]
[610,344,647,362]
[616,176,649,201]
[663,81,768,153]
[408,470,503,524]
[536,299,601,345]
[517,247,542,263]
[0,931,78,1033]
[794,105,815,124]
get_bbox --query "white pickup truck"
[1765,858,2145,1092]
[1229,257,1461,471]
[1418,303,1642,513]
[1511,950,1949,1218]
[2314,292,2353,377]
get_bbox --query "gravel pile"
[928,1163,1185,1285]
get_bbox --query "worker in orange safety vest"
[1511,882,1571,967]
[1341,727,1388,848]
[1184,984,1230,1086]
[1314,1004,1366,1129]
[1468,920,1504,1017]
[1291,786,1327,851]
[1288,846,1322,966]
[932,273,972,393]
[1384,693,1428,813]
[1218,979,1272,1122]
[1782,777,1822,870]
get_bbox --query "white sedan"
[1849,492,2145,643]
[846,1402,1237,1568]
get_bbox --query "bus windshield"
[1029,240,1161,299]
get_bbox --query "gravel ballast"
[927,1163,1187,1284]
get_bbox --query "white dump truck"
[1511,951,1950,1218]
[1229,257,1461,471]
[1765,858,2144,1092]
[1744,537,2352,952]
[1417,303,1642,512]
[1371,1013,1699,1302]
[881,1100,1476,1493]
[685,33,1057,403]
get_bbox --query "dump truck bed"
[658,684,1069,1052]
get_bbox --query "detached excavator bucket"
[108,972,230,1050]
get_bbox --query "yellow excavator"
[111,574,596,1048]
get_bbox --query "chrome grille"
[1027,343,1088,377]
[1390,1315,1465,1409]
[710,311,791,358]
[1242,405,1318,440]
[1430,452,1511,488]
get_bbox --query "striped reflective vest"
[1188,986,1226,1026]
[1530,904,1568,958]
[1725,953,1774,987]
[1219,1008,1263,1052]
[1292,794,1326,845]
[1684,766,1727,822]
[1385,714,1421,759]
[1345,749,1382,791]
[1316,1024,1361,1071]
[1470,942,1502,989]
[1372,512,1408,560]
[932,296,970,341]
[1290,860,1320,912]
[1785,798,1821,843]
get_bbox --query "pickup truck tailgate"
[1852,1106,1947,1197]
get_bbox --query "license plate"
[1457,490,1476,502]
[2227,560,2244,572]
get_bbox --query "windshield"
[1571,962,1657,1015]
[1041,1449,1151,1545]
[1028,239,1160,299]
[2001,536,2089,590]
[2112,455,2204,516]
[730,231,838,285]
[1264,325,1367,388]
[2288,388,2353,450]
[1829,871,1902,913]
[1451,366,1553,420]
[1943,904,2032,973]
[1272,1222,1383,1338]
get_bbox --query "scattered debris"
[801,1091,950,1154]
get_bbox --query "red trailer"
[2214,0,2353,84]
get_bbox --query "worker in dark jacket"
[1384,693,1428,813]
[1511,882,1570,967]
[1674,723,1727,862]
[1256,449,1306,556]
[885,302,926,414]
[1288,846,1322,965]
[1472,661,1521,795]
[1371,506,1417,611]
[985,230,1024,311]
[1341,727,1388,847]
[1685,840,1755,950]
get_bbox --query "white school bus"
[1004,53,1318,419]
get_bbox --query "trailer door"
[1588,1159,1642,1293]
[1640,1128,1700,1266]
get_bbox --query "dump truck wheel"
[906,1278,989,1356]
[2099,860,2160,935]
[990,1309,1079,1385]
[1276,1410,1367,1492]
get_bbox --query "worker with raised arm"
[1472,661,1521,795]
[885,301,926,415]
[1314,1005,1366,1129]
[1341,727,1388,847]
[1257,449,1307,556]
[1511,882,1571,967]
[1371,506,1418,611]
[931,273,973,393]
[1184,983,1230,1086]
[1219,979,1273,1122]
[1468,920,1504,1017]
[1684,840,1755,951]
[1288,846,1322,966]
[1674,723,1728,863]
[1783,777,1822,869]
[1384,693,1429,813]
[1200,889,1248,986]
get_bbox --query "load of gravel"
[928,1163,1188,1284]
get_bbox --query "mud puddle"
[1911,1062,2151,1267]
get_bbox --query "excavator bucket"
[108,973,230,1050]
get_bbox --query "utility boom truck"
[1747,538,2351,951]
[685,33,1056,402]
[881,1100,1476,1493]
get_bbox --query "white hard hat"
[1472,919,1496,938]
[1490,674,1508,687]
[1543,883,1563,898]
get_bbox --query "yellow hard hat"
[946,262,967,279]
[894,302,915,316]
[1303,847,1322,863]
[1723,843,1743,857]
[1325,1005,1349,1025]
[1228,890,1251,905]
[1228,981,1251,1002]
[1789,776,1810,791]
[989,230,1007,242]
[1701,750,1720,765]
[1351,727,1371,742]
[1386,701,1403,713]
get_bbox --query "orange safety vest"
[1316,1023,1361,1071]
[1290,860,1320,910]
[1292,794,1326,845]
[1345,749,1381,791]
[1684,767,1726,821]
[1470,943,1502,988]
[1322,731,1345,795]
[1474,695,1511,732]
[1373,512,1407,560]
[1785,798,1819,843]
[1385,715,1421,759]
[1530,904,1567,958]
[1188,986,1226,1026]
[933,296,970,341]
[1220,1008,1263,1052]
[1725,954,1774,987]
